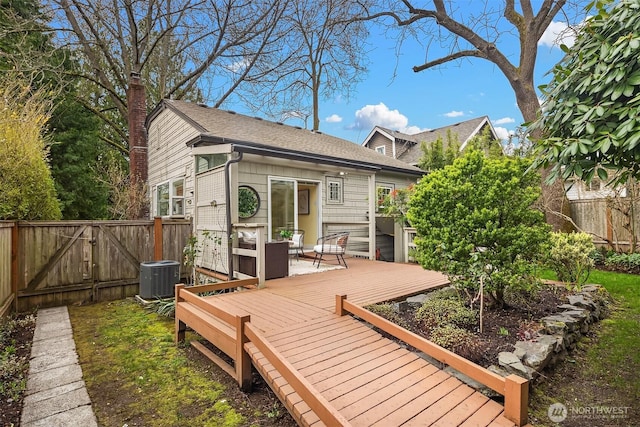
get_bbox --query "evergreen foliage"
[407,150,549,307]
[532,0,640,185]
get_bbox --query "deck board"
[182,258,523,427]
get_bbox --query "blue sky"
[304,13,579,145]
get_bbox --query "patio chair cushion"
[313,244,344,255]
[291,233,303,247]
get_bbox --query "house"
[361,116,499,167]
[146,99,423,281]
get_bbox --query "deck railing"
[243,322,353,426]
[335,294,529,427]
[175,281,352,426]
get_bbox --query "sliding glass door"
[269,178,297,240]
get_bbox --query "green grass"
[530,269,640,426]
[69,299,245,427]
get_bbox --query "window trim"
[326,177,343,204]
[376,182,395,212]
[155,177,185,217]
[375,145,386,155]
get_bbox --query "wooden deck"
[175,259,530,426]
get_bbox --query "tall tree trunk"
[514,81,572,232]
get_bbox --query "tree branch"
[412,49,486,72]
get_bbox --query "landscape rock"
[498,352,533,380]
[541,313,581,333]
[514,335,557,371]
[487,364,510,378]
[406,294,428,307]
[581,284,602,293]
[567,294,596,311]
[513,346,527,360]
[541,317,568,335]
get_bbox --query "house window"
[156,178,185,217]
[587,179,602,192]
[375,146,386,155]
[196,153,227,173]
[327,177,343,204]
[376,183,395,211]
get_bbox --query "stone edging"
[489,284,608,381]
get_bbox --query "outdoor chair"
[289,230,305,262]
[312,232,349,268]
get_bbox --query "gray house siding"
[148,107,200,219]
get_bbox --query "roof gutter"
[225,151,243,281]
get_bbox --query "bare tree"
[243,0,370,131]
[363,0,588,230]
[49,0,288,152]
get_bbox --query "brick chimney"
[127,72,148,218]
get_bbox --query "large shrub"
[407,150,550,307]
[547,232,596,288]
[0,79,61,220]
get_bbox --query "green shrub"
[605,252,640,274]
[547,232,595,288]
[407,150,550,307]
[429,325,474,348]
[367,303,407,329]
[415,297,477,329]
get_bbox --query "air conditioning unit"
[139,260,180,299]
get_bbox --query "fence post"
[504,374,528,426]
[174,284,186,344]
[11,222,18,313]
[335,294,347,316]
[154,217,163,261]
[236,314,252,392]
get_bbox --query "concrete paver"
[21,306,98,427]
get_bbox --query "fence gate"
[15,220,191,311]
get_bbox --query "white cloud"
[325,114,342,123]
[494,117,515,125]
[227,58,251,72]
[444,110,464,118]
[403,125,426,134]
[494,126,514,141]
[539,21,576,48]
[350,103,426,134]
[351,103,408,131]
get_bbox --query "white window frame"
[155,177,185,217]
[376,182,395,212]
[375,145,386,155]
[327,177,343,204]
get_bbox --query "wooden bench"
[174,280,257,391]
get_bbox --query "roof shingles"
[161,99,422,175]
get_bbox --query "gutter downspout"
[225,151,243,281]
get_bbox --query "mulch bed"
[0,314,36,427]
[382,285,570,368]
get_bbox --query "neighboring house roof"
[361,116,499,166]
[148,99,423,176]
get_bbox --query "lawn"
[529,269,640,426]
[68,299,294,427]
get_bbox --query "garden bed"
[0,313,36,427]
[367,282,608,381]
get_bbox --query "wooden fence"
[0,218,192,315]
[570,199,639,251]
[0,223,15,317]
